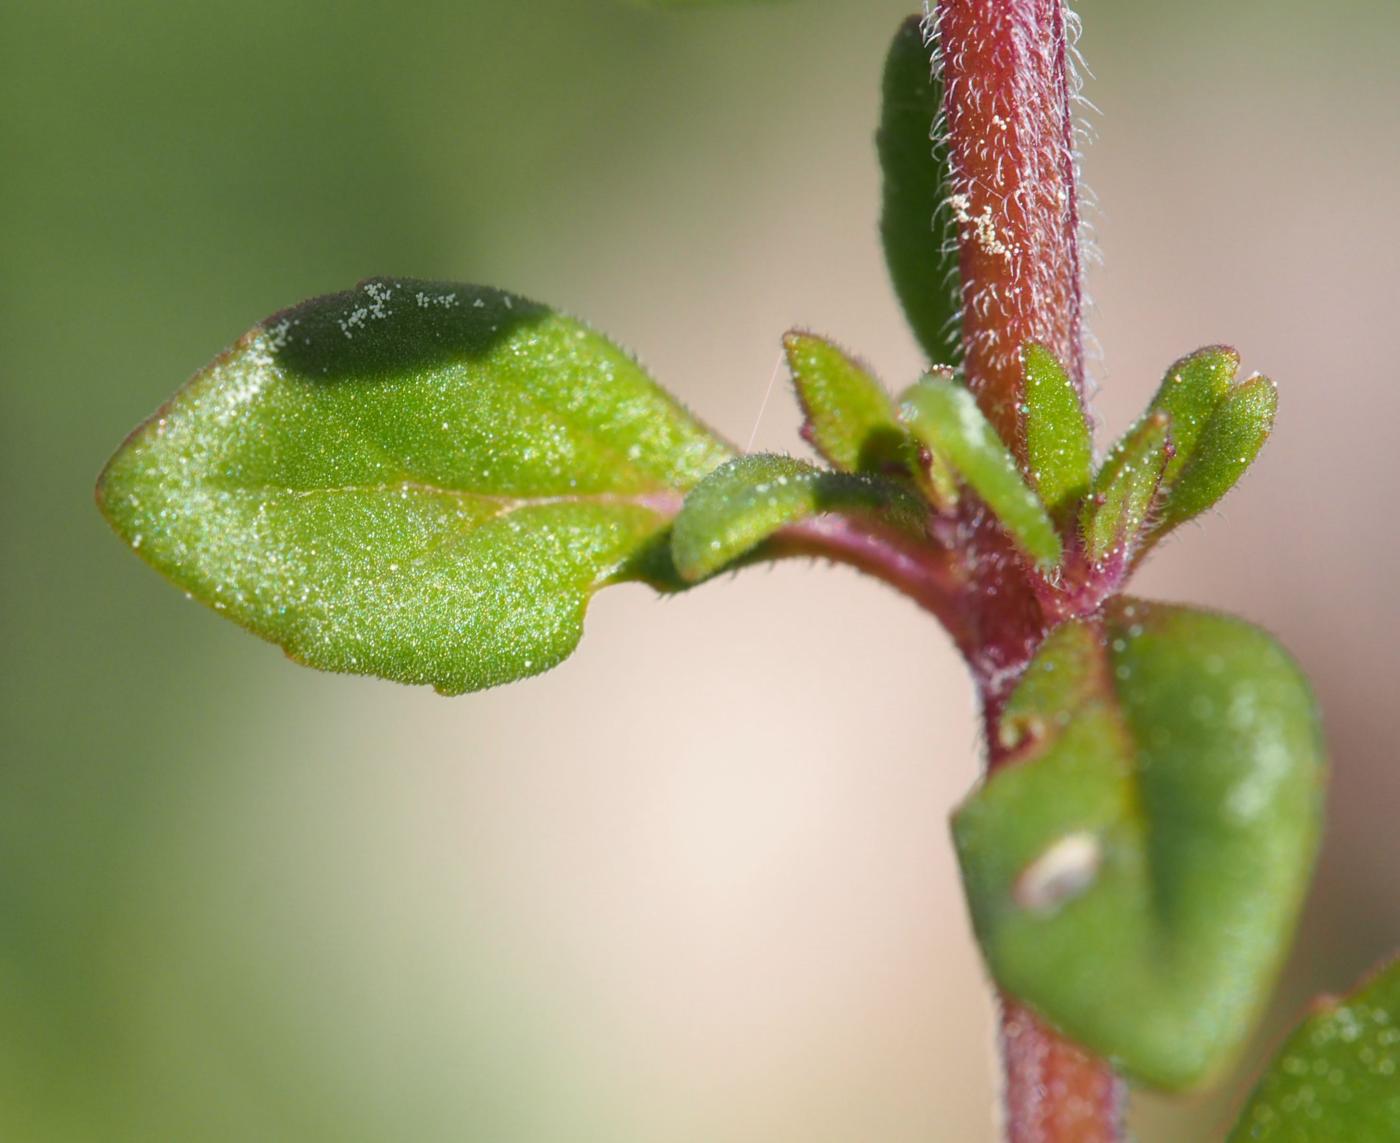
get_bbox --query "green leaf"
[953,598,1325,1090]
[782,332,956,509]
[879,15,961,366]
[1111,346,1277,555]
[1147,346,1239,485]
[1079,412,1170,564]
[97,278,733,694]
[783,332,905,474]
[670,453,925,583]
[1022,343,1092,515]
[898,376,1061,568]
[1155,373,1277,536]
[1229,957,1400,1141]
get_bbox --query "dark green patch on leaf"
[97,278,733,694]
[1230,957,1400,1140]
[670,453,925,582]
[953,599,1325,1090]
[879,16,961,366]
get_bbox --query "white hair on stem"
[920,1,1100,405]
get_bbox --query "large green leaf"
[879,15,961,366]
[954,599,1325,1090]
[898,375,1061,568]
[97,278,733,694]
[1230,957,1400,1140]
[670,453,925,582]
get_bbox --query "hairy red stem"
[934,2,1122,1139]
[936,0,1086,458]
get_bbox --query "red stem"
[934,2,1123,1139]
[936,0,1086,458]
[775,514,976,652]
[996,1000,1125,1143]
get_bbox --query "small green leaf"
[1116,347,1277,555]
[953,598,1325,1090]
[670,453,924,583]
[898,376,1061,568]
[1022,343,1092,515]
[783,332,905,474]
[783,332,956,509]
[1148,346,1239,485]
[879,15,961,366]
[1229,957,1400,1141]
[97,278,733,694]
[1079,412,1170,564]
[1155,374,1277,536]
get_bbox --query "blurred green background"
[4,1,1399,1139]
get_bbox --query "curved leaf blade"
[1023,342,1092,516]
[97,278,733,694]
[1079,411,1170,565]
[1149,346,1239,486]
[1156,373,1277,536]
[783,332,904,474]
[1229,957,1400,1140]
[879,15,961,366]
[670,453,924,582]
[899,376,1061,568]
[954,598,1325,1090]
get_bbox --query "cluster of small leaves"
[93,7,1385,1134]
[876,26,1277,590]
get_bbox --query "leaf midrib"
[1022,620,1175,951]
[198,479,684,584]
[210,478,686,516]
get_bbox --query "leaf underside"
[879,15,961,366]
[97,278,733,694]
[954,599,1325,1090]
